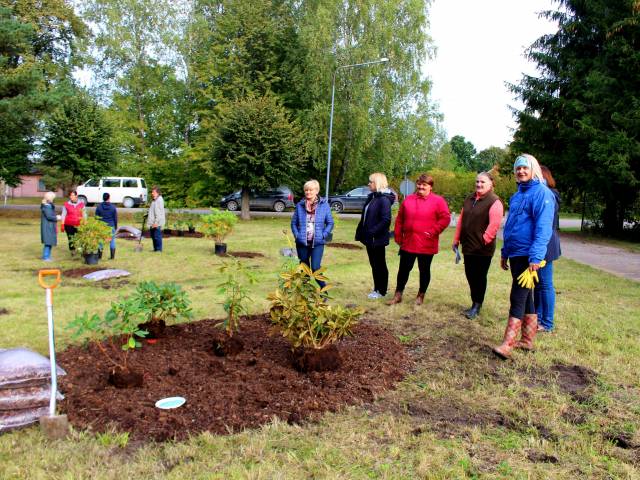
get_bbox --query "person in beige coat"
[147,186,165,252]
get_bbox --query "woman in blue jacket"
[95,192,118,259]
[355,172,394,299]
[493,154,555,360]
[291,179,334,289]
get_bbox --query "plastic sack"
[0,406,49,433]
[115,225,141,239]
[82,269,131,281]
[0,348,66,389]
[0,385,63,411]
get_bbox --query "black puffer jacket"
[355,191,393,247]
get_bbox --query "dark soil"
[108,367,144,389]
[327,242,363,250]
[142,230,204,238]
[212,333,244,357]
[138,319,167,339]
[0,308,8,316]
[57,314,410,442]
[62,267,103,278]
[220,251,265,259]
[550,364,597,401]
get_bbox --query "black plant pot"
[177,230,184,237]
[214,243,227,256]
[188,227,196,233]
[84,253,99,265]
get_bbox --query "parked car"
[220,186,295,212]
[76,177,148,208]
[328,186,397,213]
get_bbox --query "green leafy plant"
[267,263,363,350]
[71,217,114,254]
[133,281,193,324]
[216,257,257,337]
[67,302,147,372]
[200,209,238,243]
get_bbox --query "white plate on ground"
[155,396,186,409]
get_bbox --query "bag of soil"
[0,348,66,389]
[0,406,49,433]
[0,385,63,411]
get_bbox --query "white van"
[76,177,148,208]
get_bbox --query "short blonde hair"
[369,172,388,192]
[515,153,544,182]
[303,179,320,193]
[42,191,56,204]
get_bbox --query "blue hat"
[513,155,530,170]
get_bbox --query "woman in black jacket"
[355,172,394,299]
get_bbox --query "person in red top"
[452,172,504,319]
[387,174,451,305]
[60,190,86,256]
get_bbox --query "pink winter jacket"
[394,193,451,254]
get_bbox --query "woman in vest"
[60,190,86,255]
[452,172,504,319]
[355,172,394,299]
[290,179,334,289]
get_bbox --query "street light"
[325,57,389,200]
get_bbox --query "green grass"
[1,211,639,479]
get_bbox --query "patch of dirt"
[527,451,559,463]
[57,314,410,442]
[550,364,598,402]
[63,267,103,278]
[142,230,204,238]
[327,242,364,250]
[220,251,265,259]
[0,308,9,316]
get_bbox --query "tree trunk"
[241,186,251,220]
[602,198,623,237]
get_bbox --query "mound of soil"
[57,314,410,442]
[327,243,363,250]
[62,267,103,278]
[0,308,8,316]
[142,230,204,239]
[221,251,265,259]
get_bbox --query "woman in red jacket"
[387,174,451,305]
[60,190,86,256]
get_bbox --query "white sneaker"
[367,291,383,299]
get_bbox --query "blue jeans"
[42,245,52,260]
[534,261,555,330]
[295,243,326,288]
[99,227,116,252]
[151,227,163,252]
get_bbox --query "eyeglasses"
[368,180,374,184]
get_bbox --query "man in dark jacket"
[95,192,118,259]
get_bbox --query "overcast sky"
[425,0,558,151]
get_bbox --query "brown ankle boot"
[492,317,522,359]
[515,314,538,350]
[386,291,402,305]
[415,292,425,305]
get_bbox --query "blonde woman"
[355,172,395,299]
[40,191,60,261]
[290,179,334,288]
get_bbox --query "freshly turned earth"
[57,314,410,442]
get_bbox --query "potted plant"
[213,258,257,356]
[131,281,193,339]
[200,209,238,255]
[72,217,114,264]
[267,263,363,372]
[67,302,147,388]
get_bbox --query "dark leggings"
[366,245,388,295]
[463,254,493,304]
[508,256,535,319]
[395,250,434,294]
[64,225,78,251]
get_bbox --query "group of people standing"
[291,153,561,359]
[40,187,166,261]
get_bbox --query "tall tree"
[474,146,509,173]
[206,93,308,219]
[41,89,116,190]
[511,0,640,235]
[449,135,477,171]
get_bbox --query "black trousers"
[366,245,388,295]
[64,225,78,251]
[508,255,535,319]
[463,254,493,304]
[395,250,434,294]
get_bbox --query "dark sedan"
[220,186,295,212]
[328,186,397,213]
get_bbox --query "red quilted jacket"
[394,193,451,254]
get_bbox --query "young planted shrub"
[72,217,113,255]
[217,258,257,337]
[132,281,193,338]
[200,209,238,244]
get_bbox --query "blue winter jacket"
[501,179,554,264]
[544,188,561,262]
[95,202,118,228]
[291,197,334,247]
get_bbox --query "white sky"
[425,0,558,151]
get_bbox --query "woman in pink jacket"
[387,174,451,305]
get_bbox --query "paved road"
[2,205,637,281]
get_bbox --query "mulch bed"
[57,314,410,442]
[327,242,363,250]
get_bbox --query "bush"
[130,281,193,324]
[201,209,238,243]
[72,217,114,254]
[216,258,257,337]
[267,263,363,350]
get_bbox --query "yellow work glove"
[517,260,547,289]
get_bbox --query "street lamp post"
[325,57,389,200]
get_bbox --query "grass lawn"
[1,210,639,479]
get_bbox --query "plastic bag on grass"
[0,348,66,389]
[115,225,141,239]
[82,269,131,281]
[0,385,63,411]
[0,406,49,433]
